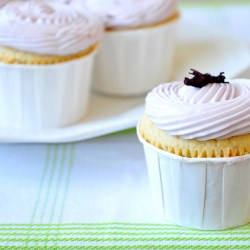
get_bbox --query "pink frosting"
[0,0,103,56]
[145,80,250,141]
[82,0,178,28]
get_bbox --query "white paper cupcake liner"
[93,17,178,96]
[137,126,250,230]
[0,51,96,130]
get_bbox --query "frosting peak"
[145,79,250,141]
[0,0,103,56]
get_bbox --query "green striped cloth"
[1,135,250,248]
[1,223,250,249]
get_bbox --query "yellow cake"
[140,115,250,158]
[139,70,250,158]
[0,44,98,65]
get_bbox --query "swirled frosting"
[145,80,250,141]
[83,0,178,28]
[0,0,103,56]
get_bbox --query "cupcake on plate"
[79,0,179,96]
[138,69,250,230]
[0,0,103,129]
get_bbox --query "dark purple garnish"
[184,69,229,88]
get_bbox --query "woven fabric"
[1,139,250,248]
[1,223,250,249]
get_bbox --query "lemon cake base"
[0,44,97,65]
[139,115,250,158]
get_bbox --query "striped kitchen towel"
[1,223,250,249]
[0,135,250,249]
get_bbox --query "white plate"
[1,22,249,143]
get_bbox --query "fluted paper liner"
[137,126,250,230]
[0,51,96,129]
[93,18,178,96]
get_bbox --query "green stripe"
[26,146,52,246]
[0,227,249,235]
[0,227,244,232]
[0,225,249,232]
[0,246,249,250]
[1,231,250,238]
[30,146,51,223]
[1,237,250,242]
[58,144,75,223]
[40,145,59,223]
[49,144,68,223]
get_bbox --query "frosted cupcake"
[82,0,179,96]
[0,0,103,129]
[138,70,250,230]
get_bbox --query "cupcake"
[81,0,179,96]
[0,0,103,129]
[138,70,250,230]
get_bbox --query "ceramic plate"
[1,22,249,143]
